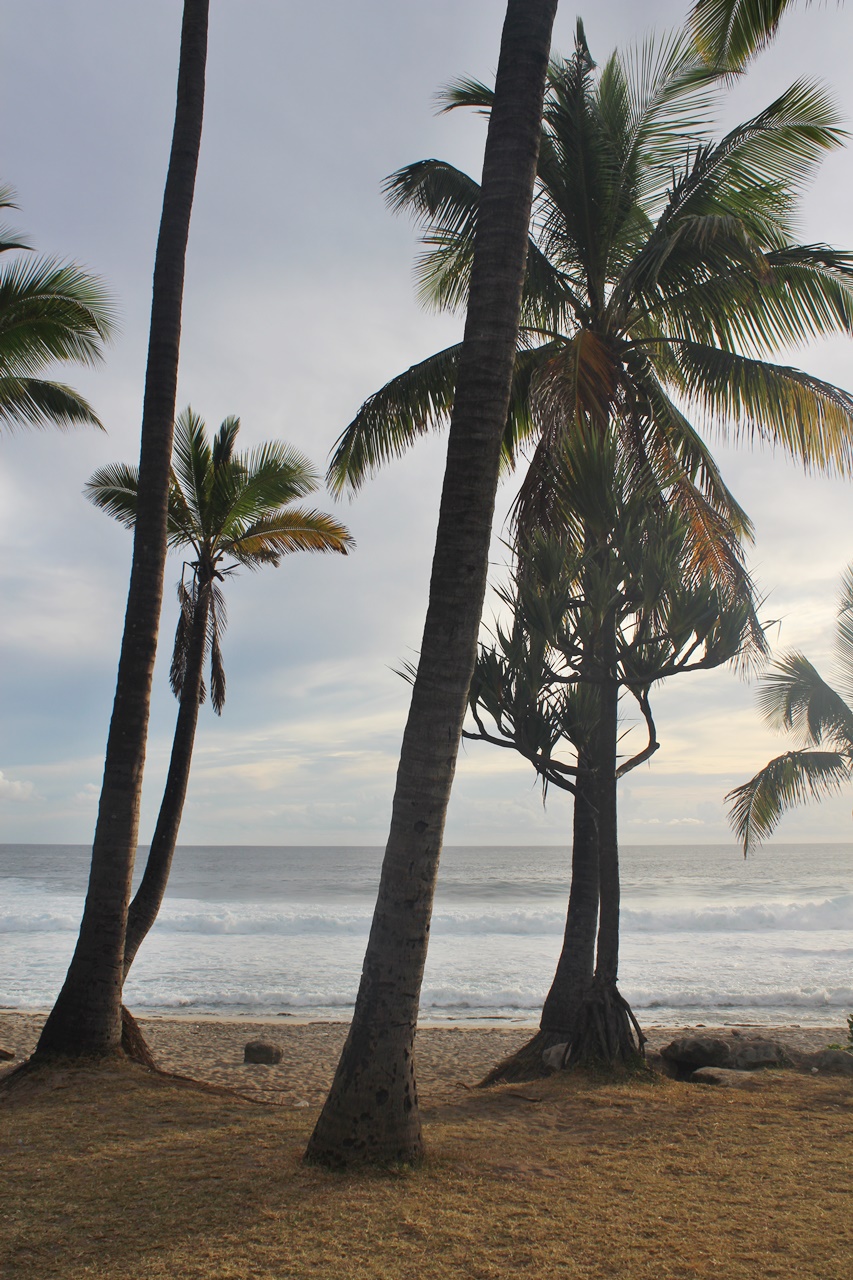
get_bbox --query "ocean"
[1,843,851,1026]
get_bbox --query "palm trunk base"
[305,1019,422,1168]
[481,984,646,1085]
[121,1005,158,1069]
[560,980,646,1069]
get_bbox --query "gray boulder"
[691,1067,764,1088]
[801,1049,853,1076]
[660,1034,794,1077]
[660,1036,734,1070]
[243,1039,283,1065]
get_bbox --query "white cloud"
[0,771,35,801]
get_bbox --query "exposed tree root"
[121,1005,158,1069]
[481,983,647,1085]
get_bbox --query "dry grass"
[0,1058,851,1279]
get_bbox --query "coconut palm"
[727,566,853,853]
[467,428,762,1073]
[86,407,353,982]
[37,0,210,1060]
[330,24,853,545]
[0,185,113,431]
[305,0,559,1167]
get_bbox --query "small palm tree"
[727,567,853,853]
[87,406,353,976]
[0,185,113,431]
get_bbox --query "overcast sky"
[3,0,853,848]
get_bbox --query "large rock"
[691,1067,764,1088]
[660,1034,794,1078]
[801,1049,853,1076]
[243,1040,283,1065]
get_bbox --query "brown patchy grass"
[0,1059,851,1279]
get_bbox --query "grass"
[1,1059,851,1279]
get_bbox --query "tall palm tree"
[0,186,113,431]
[468,429,762,1074]
[727,566,853,852]
[86,407,353,984]
[36,0,210,1060]
[305,0,559,1167]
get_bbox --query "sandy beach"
[0,1010,844,1104]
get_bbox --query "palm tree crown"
[87,406,353,710]
[329,22,853,585]
[727,565,853,852]
[0,185,114,432]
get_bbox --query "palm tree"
[0,185,113,431]
[304,0,559,1167]
[36,0,210,1060]
[467,429,762,1074]
[727,566,853,852]
[86,407,353,987]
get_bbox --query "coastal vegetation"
[323,15,853,1107]
[34,0,211,1063]
[85,407,351,1054]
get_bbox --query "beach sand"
[0,1010,843,1104]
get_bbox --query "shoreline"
[1,1010,845,1107]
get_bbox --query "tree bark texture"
[36,0,209,1058]
[305,0,559,1166]
[124,584,211,975]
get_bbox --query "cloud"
[0,770,35,801]
[667,818,704,827]
[74,783,100,805]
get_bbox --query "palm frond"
[726,749,850,853]
[326,344,461,495]
[207,582,228,714]
[757,652,853,749]
[690,0,801,68]
[0,376,104,431]
[84,463,141,527]
[228,508,353,566]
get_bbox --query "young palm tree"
[0,186,113,431]
[727,566,853,853]
[37,0,210,1060]
[86,407,353,985]
[468,429,762,1074]
[305,0,559,1167]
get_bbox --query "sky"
[2,0,853,848]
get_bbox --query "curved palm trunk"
[36,0,209,1059]
[124,584,210,976]
[305,0,559,1167]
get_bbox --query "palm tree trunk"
[36,0,209,1059]
[305,0,559,1167]
[124,584,210,976]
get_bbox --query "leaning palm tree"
[727,566,853,853]
[305,0,559,1167]
[86,407,353,987]
[37,0,210,1061]
[0,185,113,432]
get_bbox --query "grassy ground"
[1,1060,851,1279]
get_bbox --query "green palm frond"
[0,377,104,431]
[691,0,801,68]
[229,508,353,566]
[674,342,853,474]
[327,344,461,495]
[757,653,853,749]
[0,256,115,369]
[208,582,227,714]
[726,749,851,853]
[85,463,141,527]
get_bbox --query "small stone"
[0,1047,14,1062]
[542,1042,569,1071]
[243,1040,283,1065]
